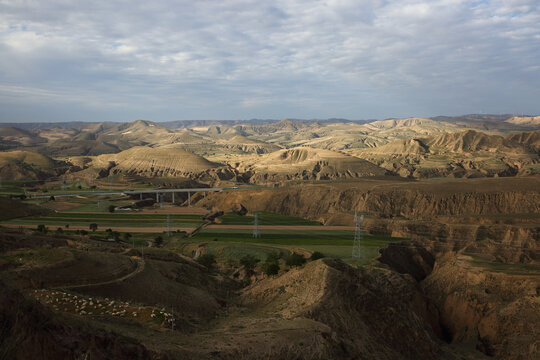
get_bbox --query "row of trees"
[196,251,325,276]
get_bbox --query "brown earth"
[196,176,540,224]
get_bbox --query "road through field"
[207,224,356,231]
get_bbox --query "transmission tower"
[352,211,364,258]
[253,212,260,238]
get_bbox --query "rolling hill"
[354,130,539,178]
[93,146,222,178]
[0,151,60,180]
[235,147,386,184]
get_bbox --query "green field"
[1,211,205,230]
[219,211,321,226]
[190,228,403,265]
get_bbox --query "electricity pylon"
[352,211,364,258]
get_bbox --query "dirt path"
[58,256,145,289]
[207,225,355,231]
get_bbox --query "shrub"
[197,253,216,269]
[310,251,325,261]
[285,253,306,267]
[263,262,280,276]
[263,252,280,276]
[239,254,260,274]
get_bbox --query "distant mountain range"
[1,114,539,183]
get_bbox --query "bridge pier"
[140,193,143,200]
[172,192,175,204]
[188,191,191,206]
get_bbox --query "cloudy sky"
[0,0,539,122]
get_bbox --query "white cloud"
[0,0,539,121]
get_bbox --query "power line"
[352,211,364,258]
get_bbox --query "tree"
[49,195,55,201]
[89,223,98,232]
[123,232,132,242]
[285,253,306,267]
[36,224,48,234]
[310,251,325,261]
[240,254,260,274]
[197,253,216,269]
[108,205,115,213]
[263,261,280,276]
[154,236,163,247]
[56,227,64,234]
[263,252,280,276]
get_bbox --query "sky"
[0,0,539,122]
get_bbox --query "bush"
[310,251,325,261]
[197,253,216,269]
[239,254,260,274]
[263,262,280,276]
[154,236,163,247]
[285,253,306,267]
[263,252,280,276]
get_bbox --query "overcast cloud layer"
[0,0,539,122]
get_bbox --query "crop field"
[0,211,205,231]
[190,228,403,265]
[219,211,321,226]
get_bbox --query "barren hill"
[505,130,540,152]
[0,127,47,150]
[362,138,429,155]
[505,115,540,127]
[94,146,221,178]
[0,151,59,180]
[354,130,539,178]
[235,147,386,184]
[425,130,528,153]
